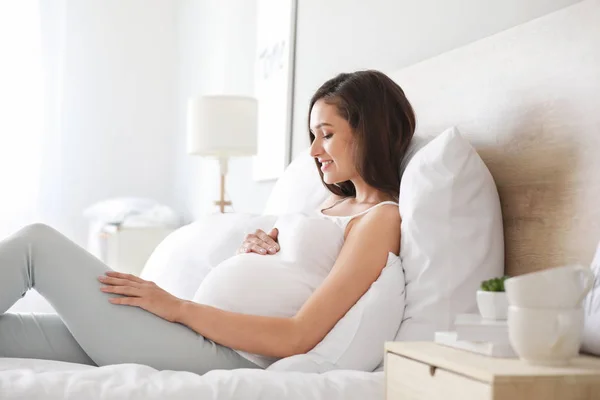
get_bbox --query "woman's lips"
[321,161,333,172]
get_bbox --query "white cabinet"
[98,225,173,276]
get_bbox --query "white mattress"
[0,357,383,400]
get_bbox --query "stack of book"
[434,313,517,358]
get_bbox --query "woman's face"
[309,99,356,185]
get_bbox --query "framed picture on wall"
[253,0,297,181]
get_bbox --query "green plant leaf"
[480,276,508,292]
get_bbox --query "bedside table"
[99,225,174,276]
[385,341,600,400]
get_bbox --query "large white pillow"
[399,134,434,177]
[267,253,405,372]
[141,213,276,300]
[396,126,504,341]
[263,148,329,216]
[582,240,600,356]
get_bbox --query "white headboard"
[389,0,600,276]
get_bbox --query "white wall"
[44,0,267,243]
[49,0,583,240]
[173,0,582,222]
[55,0,178,245]
[174,0,274,223]
[291,0,582,157]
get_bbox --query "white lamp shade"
[187,95,258,157]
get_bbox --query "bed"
[1,1,599,398]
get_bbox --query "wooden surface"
[386,342,600,400]
[386,342,600,384]
[389,0,600,276]
[386,351,491,399]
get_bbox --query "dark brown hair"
[308,70,416,201]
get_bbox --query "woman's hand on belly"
[236,227,280,256]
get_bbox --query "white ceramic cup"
[508,306,584,366]
[504,265,594,309]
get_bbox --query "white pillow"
[399,134,434,177]
[396,126,504,341]
[263,147,329,216]
[582,241,600,356]
[267,253,405,372]
[141,213,274,300]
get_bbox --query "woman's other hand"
[98,272,184,322]
[237,228,280,255]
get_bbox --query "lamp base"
[217,157,232,213]
[214,199,232,213]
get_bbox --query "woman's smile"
[321,160,334,172]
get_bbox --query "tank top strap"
[317,200,399,238]
[345,201,399,221]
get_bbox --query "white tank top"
[316,198,400,236]
[194,198,400,368]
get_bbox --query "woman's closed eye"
[323,133,333,139]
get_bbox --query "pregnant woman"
[0,70,415,375]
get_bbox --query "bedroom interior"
[1,0,600,399]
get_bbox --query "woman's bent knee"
[19,223,58,241]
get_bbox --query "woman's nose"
[310,139,321,158]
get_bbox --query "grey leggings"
[0,223,259,374]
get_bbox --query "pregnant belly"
[192,253,322,318]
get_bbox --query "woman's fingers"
[268,227,279,240]
[237,239,257,254]
[255,230,279,253]
[249,237,277,254]
[109,297,140,306]
[238,229,280,255]
[242,237,271,255]
[242,235,266,253]
[100,285,142,297]
[104,271,146,283]
[97,276,143,288]
[249,243,269,255]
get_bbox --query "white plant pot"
[477,290,509,320]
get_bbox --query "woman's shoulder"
[348,203,401,255]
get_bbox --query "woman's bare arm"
[290,204,401,353]
[175,205,401,358]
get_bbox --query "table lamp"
[187,95,258,213]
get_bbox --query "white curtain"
[0,0,64,238]
[1,1,64,313]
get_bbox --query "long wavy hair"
[308,70,416,201]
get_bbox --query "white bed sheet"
[6,290,57,314]
[0,357,383,400]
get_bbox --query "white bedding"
[0,357,383,400]
[7,290,57,314]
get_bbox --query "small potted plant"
[477,276,510,320]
